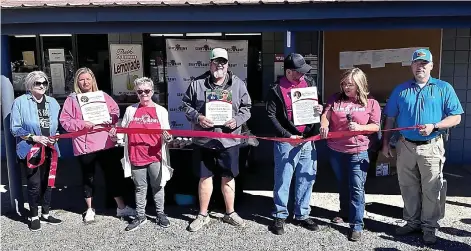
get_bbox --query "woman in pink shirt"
[59,67,135,223]
[109,77,173,232]
[320,68,381,242]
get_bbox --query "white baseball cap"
[210,48,228,60]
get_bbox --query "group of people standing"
[10,47,462,245]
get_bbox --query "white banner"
[110,44,144,96]
[166,39,248,130]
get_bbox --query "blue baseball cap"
[412,48,433,62]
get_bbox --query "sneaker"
[331,216,346,224]
[295,218,320,231]
[423,230,437,245]
[125,216,148,232]
[30,217,41,232]
[156,213,170,228]
[40,215,63,225]
[83,208,96,223]
[117,206,136,218]
[188,214,210,232]
[349,230,362,242]
[269,218,286,235]
[395,224,421,236]
[222,212,245,227]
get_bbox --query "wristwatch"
[433,123,439,132]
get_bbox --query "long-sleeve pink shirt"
[59,92,120,156]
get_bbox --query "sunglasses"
[34,80,49,87]
[137,89,152,95]
[212,59,228,65]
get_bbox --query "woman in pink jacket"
[59,67,135,223]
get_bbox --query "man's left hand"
[419,124,434,136]
[314,105,323,114]
[224,118,237,129]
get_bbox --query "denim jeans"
[329,149,369,232]
[273,142,317,220]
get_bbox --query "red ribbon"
[26,143,59,188]
[26,124,422,188]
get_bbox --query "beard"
[213,69,225,79]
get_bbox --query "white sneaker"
[117,206,136,218]
[84,208,95,223]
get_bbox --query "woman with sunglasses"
[109,77,173,232]
[59,67,135,223]
[10,71,62,231]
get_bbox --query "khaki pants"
[396,136,446,231]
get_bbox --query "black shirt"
[37,97,50,137]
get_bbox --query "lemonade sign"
[110,44,143,95]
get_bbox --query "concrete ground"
[1,158,470,251]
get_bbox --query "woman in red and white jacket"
[109,77,173,232]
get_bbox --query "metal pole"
[1,76,24,216]
[1,34,25,216]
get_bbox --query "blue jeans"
[329,149,369,232]
[273,142,317,220]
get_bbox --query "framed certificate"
[77,91,112,125]
[291,86,320,125]
[205,89,233,126]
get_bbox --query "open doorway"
[76,34,110,94]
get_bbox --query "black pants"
[19,153,52,218]
[77,148,124,199]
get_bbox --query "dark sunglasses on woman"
[35,80,49,87]
[137,89,152,95]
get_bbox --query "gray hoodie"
[182,71,252,149]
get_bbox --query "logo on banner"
[169,105,185,113]
[183,76,196,83]
[223,45,244,53]
[189,61,209,68]
[167,44,188,51]
[167,60,182,67]
[195,44,213,52]
[170,120,184,128]
[167,77,177,82]
[176,92,185,97]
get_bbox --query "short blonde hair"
[134,77,154,90]
[24,71,49,91]
[73,67,98,93]
[339,68,369,107]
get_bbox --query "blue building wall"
[441,28,471,165]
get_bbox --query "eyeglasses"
[137,89,152,95]
[341,83,356,88]
[34,80,49,87]
[212,59,228,65]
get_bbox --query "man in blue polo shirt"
[382,48,463,245]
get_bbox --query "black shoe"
[125,216,148,232]
[269,218,285,235]
[349,230,362,242]
[156,213,170,228]
[40,215,63,225]
[296,218,320,231]
[30,218,41,232]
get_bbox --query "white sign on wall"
[166,39,248,130]
[110,44,144,96]
[48,49,65,62]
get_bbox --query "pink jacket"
[59,92,120,156]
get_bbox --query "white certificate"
[291,86,320,125]
[205,89,233,126]
[77,91,112,125]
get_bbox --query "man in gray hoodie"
[182,48,252,232]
